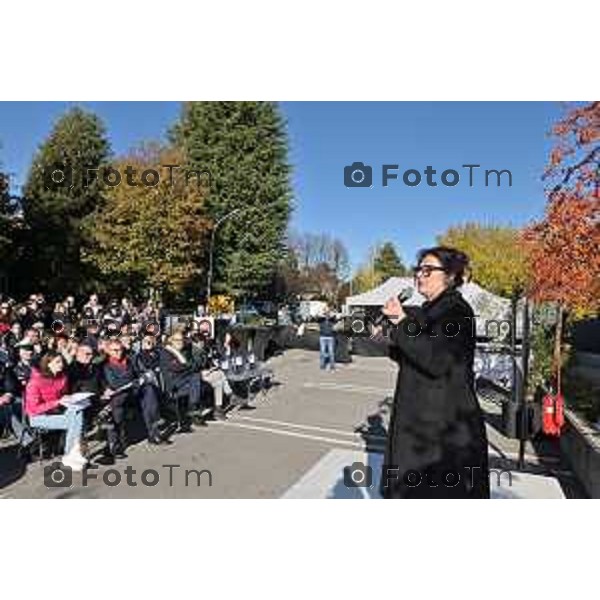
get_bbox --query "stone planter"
[560,409,600,498]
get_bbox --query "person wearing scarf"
[102,339,163,459]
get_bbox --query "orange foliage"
[522,192,599,313]
[524,102,600,314]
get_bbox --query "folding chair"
[18,408,51,462]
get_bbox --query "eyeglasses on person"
[411,265,447,278]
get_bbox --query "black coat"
[159,346,201,396]
[0,362,18,397]
[382,288,490,499]
[133,348,161,374]
[67,361,103,395]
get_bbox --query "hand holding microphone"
[379,287,413,325]
[382,297,406,324]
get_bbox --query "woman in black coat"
[380,246,489,499]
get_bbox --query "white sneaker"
[61,454,85,472]
[64,447,88,466]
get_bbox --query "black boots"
[147,423,167,445]
[106,423,128,459]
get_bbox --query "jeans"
[29,405,85,454]
[319,336,336,370]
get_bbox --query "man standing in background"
[317,308,338,372]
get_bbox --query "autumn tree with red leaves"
[523,101,600,392]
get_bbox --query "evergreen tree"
[22,107,110,294]
[172,101,292,298]
[373,241,407,280]
[0,169,17,263]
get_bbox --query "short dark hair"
[417,246,470,288]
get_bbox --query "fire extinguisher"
[542,388,565,437]
[542,312,566,437]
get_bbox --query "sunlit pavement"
[0,350,581,498]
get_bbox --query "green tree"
[0,169,18,263]
[373,241,407,279]
[21,107,110,294]
[438,223,528,296]
[172,101,292,298]
[350,264,382,294]
[83,146,211,301]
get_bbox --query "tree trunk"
[553,303,564,394]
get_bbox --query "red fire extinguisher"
[542,391,564,436]
[542,320,566,437]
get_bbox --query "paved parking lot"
[0,349,581,498]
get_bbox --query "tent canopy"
[345,277,415,307]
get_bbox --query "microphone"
[374,287,413,326]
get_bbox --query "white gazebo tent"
[345,277,416,308]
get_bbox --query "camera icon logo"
[343,462,373,488]
[43,163,73,191]
[344,313,371,338]
[344,162,373,188]
[44,462,73,488]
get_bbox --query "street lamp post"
[205,201,277,312]
[206,208,242,310]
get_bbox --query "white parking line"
[233,415,383,439]
[345,364,396,374]
[211,420,369,450]
[303,382,392,395]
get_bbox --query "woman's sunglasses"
[411,265,447,278]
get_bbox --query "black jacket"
[133,348,161,374]
[13,360,32,391]
[68,361,103,395]
[382,288,489,499]
[317,316,338,337]
[0,362,18,397]
[159,345,201,395]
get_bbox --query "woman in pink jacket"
[25,351,87,470]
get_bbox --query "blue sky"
[0,101,561,271]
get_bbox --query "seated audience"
[0,289,272,462]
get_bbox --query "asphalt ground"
[0,349,583,498]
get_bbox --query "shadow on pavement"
[0,443,27,489]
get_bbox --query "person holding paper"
[103,339,163,452]
[24,351,87,470]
